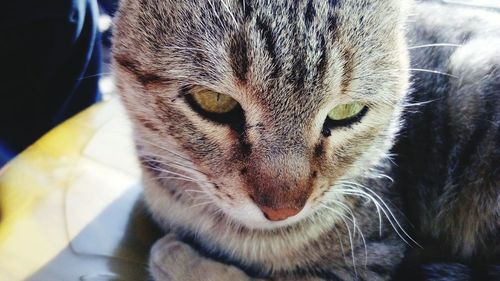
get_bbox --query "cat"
[111,0,500,280]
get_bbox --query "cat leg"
[149,234,266,281]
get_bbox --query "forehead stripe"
[255,15,282,79]
[229,31,250,83]
[315,34,328,88]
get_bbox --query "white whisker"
[334,184,383,236]
[333,225,348,264]
[135,137,193,162]
[188,200,215,209]
[208,0,226,30]
[335,188,408,244]
[408,68,459,78]
[334,200,368,268]
[78,72,113,80]
[219,0,238,25]
[184,189,208,194]
[153,176,204,184]
[407,43,461,49]
[335,181,421,248]
[146,165,200,181]
[367,169,395,183]
[321,203,358,276]
[164,46,206,52]
[140,155,205,176]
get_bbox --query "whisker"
[182,189,210,200]
[147,165,211,184]
[140,154,206,176]
[321,203,358,276]
[153,176,205,184]
[335,184,384,236]
[184,189,208,194]
[335,181,421,247]
[402,99,438,108]
[334,200,368,268]
[135,137,193,162]
[333,225,348,264]
[164,46,206,52]
[208,0,226,30]
[367,169,395,183]
[350,67,458,82]
[335,188,407,244]
[145,164,197,179]
[78,72,113,80]
[188,200,215,209]
[408,68,459,78]
[407,43,461,50]
[219,0,238,25]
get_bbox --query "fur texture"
[393,2,500,280]
[112,0,500,280]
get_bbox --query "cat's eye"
[323,102,368,133]
[183,86,245,132]
[328,103,365,121]
[191,87,238,114]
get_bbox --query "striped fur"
[112,0,499,280]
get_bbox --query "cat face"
[113,0,410,229]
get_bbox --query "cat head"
[113,0,411,229]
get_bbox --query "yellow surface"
[0,99,161,281]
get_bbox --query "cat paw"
[149,234,258,281]
[149,234,189,281]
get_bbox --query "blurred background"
[0,0,118,167]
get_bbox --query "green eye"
[327,103,365,121]
[185,86,244,129]
[191,87,238,114]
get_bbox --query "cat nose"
[257,204,301,221]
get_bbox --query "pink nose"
[257,205,301,221]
